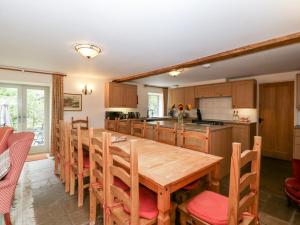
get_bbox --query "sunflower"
[178,103,184,112]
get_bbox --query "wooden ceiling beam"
[113,32,300,83]
[0,65,67,76]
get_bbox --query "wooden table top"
[81,129,222,188]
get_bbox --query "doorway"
[0,83,50,154]
[259,81,294,160]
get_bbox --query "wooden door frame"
[258,81,294,160]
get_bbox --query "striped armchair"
[0,132,34,225]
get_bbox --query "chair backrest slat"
[116,118,131,134]
[240,150,257,167]
[156,122,177,145]
[228,136,262,224]
[72,116,89,130]
[89,129,106,194]
[70,127,83,175]
[239,172,256,193]
[105,117,117,131]
[106,133,140,225]
[181,127,209,153]
[131,121,146,137]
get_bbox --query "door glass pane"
[26,89,45,146]
[148,95,159,117]
[0,87,19,130]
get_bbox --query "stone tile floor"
[4,157,300,225]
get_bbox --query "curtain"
[51,74,64,154]
[163,88,168,116]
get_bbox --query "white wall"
[64,75,106,128]
[0,70,107,128]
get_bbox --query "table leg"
[157,187,171,225]
[210,162,221,193]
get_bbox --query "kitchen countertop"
[146,120,232,132]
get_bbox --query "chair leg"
[54,157,59,176]
[4,213,12,225]
[60,159,65,182]
[89,190,97,225]
[65,163,70,193]
[78,175,84,207]
[70,169,75,195]
[179,210,188,225]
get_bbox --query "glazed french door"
[0,83,50,154]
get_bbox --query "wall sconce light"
[82,84,93,95]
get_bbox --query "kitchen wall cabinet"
[231,80,257,108]
[105,82,137,108]
[169,87,196,108]
[296,74,300,109]
[195,85,212,98]
[195,83,232,98]
[184,87,196,108]
[211,83,232,97]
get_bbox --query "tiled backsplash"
[188,97,258,122]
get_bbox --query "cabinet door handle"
[259,118,264,124]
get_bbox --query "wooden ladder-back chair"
[72,116,89,130]
[116,118,131,134]
[180,127,210,153]
[131,121,146,138]
[178,136,262,225]
[54,120,65,182]
[70,127,90,207]
[105,133,158,225]
[89,129,107,225]
[64,122,71,193]
[155,122,177,146]
[105,117,118,131]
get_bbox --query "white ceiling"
[0,0,300,85]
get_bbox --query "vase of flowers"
[177,103,184,124]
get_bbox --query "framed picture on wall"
[64,93,82,111]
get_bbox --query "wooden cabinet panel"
[232,80,257,108]
[229,123,256,151]
[184,87,196,108]
[294,128,300,159]
[124,85,137,108]
[297,74,300,109]
[105,82,137,108]
[169,88,185,106]
[211,83,232,97]
[195,85,212,98]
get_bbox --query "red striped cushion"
[0,127,13,154]
[187,191,228,225]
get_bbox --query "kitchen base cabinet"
[294,127,300,159]
[227,122,257,151]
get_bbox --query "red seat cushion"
[114,177,129,191]
[183,179,201,191]
[285,178,300,199]
[83,155,90,168]
[187,191,228,225]
[124,186,159,220]
[0,127,13,154]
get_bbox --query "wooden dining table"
[81,129,222,225]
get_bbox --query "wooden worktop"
[146,120,232,132]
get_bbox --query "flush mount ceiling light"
[74,44,101,59]
[169,69,184,77]
[202,63,211,69]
